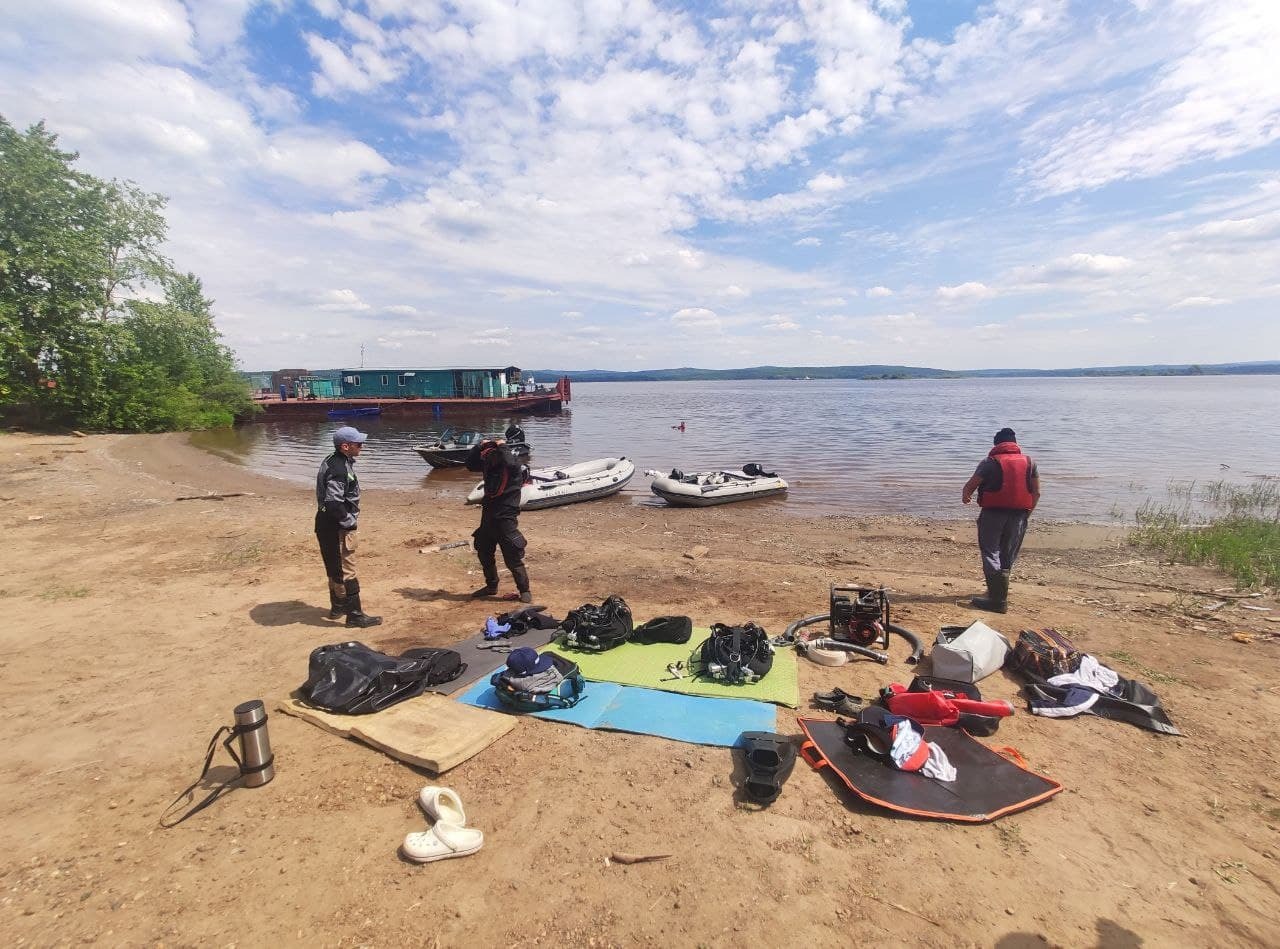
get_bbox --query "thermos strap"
[159,719,271,828]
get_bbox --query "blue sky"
[3,0,1278,371]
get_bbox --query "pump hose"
[886,622,923,665]
[779,614,922,665]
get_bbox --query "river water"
[192,376,1280,522]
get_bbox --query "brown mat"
[278,692,516,774]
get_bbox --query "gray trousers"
[977,508,1030,582]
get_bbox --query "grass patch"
[40,585,90,600]
[1130,479,1280,588]
[216,541,265,568]
[995,822,1029,854]
[1106,650,1185,686]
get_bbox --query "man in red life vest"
[961,427,1040,613]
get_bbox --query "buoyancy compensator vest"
[559,595,634,651]
[696,622,774,684]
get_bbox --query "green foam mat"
[543,629,798,708]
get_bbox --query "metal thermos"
[233,700,275,788]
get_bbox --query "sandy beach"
[4,430,1278,947]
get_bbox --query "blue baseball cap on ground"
[507,647,554,677]
[333,426,368,446]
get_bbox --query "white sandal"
[402,821,484,863]
[417,786,467,825]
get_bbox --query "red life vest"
[978,443,1035,510]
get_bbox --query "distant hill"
[530,361,1280,382]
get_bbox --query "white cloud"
[1021,2,1280,195]
[1048,253,1133,276]
[794,237,822,247]
[671,307,722,330]
[1171,296,1229,308]
[807,173,845,193]
[937,281,995,302]
[306,31,404,97]
[764,315,800,331]
[7,0,196,62]
[469,327,512,346]
[317,288,371,311]
[867,285,893,297]
[261,132,392,194]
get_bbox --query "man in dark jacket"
[962,427,1040,613]
[465,436,533,603]
[316,425,382,628]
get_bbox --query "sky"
[3,0,1279,372]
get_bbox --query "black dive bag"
[632,615,693,645]
[301,642,465,714]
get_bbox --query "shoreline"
[4,431,1277,946]
[192,428,1142,533]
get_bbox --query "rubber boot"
[344,578,383,628]
[511,565,532,604]
[969,573,1008,613]
[327,580,349,620]
[473,548,500,598]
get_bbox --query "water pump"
[829,584,890,649]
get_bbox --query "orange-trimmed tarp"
[797,717,1062,823]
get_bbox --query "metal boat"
[413,425,529,468]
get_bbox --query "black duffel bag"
[300,641,465,714]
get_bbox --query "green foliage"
[1131,480,1280,588]
[0,115,254,430]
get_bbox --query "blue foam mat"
[454,677,776,747]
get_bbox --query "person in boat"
[315,426,382,628]
[961,427,1040,614]
[672,421,685,432]
[465,436,533,603]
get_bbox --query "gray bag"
[931,621,1011,683]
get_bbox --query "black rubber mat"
[426,626,560,696]
[798,717,1062,822]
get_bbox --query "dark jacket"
[316,451,360,529]
[466,441,525,516]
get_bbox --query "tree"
[0,115,253,429]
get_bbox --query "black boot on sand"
[327,580,349,620]
[343,579,382,628]
[969,573,1008,614]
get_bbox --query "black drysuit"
[465,441,531,594]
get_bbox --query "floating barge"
[256,369,569,419]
